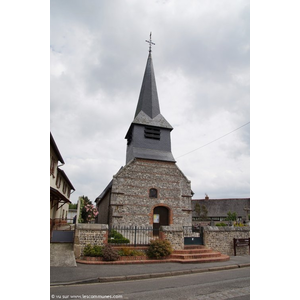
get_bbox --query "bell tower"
[125,33,175,164]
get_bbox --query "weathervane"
[145,32,155,52]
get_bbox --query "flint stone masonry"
[159,225,184,250]
[73,224,108,258]
[203,226,250,256]
[97,158,193,228]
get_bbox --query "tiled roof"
[192,198,250,217]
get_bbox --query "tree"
[78,195,98,223]
[194,203,208,221]
[69,203,77,209]
[225,211,237,222]
[195,203,201,217]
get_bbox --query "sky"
[50,0,250,204]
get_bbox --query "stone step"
[169,254,230,264]
[174,248,212,254]
[170,251,221,260]
[109,245,230,265]
[184,245,206,250]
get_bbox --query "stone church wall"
[109,158,192,227]
[203,226,250,256]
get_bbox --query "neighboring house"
[67,208,77,223]
[50,133,75,230]
[192,196,250,225]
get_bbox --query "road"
[50,267,250,300]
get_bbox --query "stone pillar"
[159,225,184,250]
[73,224,108,258]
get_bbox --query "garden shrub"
[90,245,103,256]
[102,244,120,261]
[108,230,130,244]
[83,244,103,257]
[146,239,173,259]
[216,222,227,227]
[83,244,93,256]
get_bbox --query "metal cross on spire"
[145,32,155,52]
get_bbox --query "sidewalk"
[50,256,250,286]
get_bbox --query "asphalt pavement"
[50,255,250,286]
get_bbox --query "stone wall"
[73,224,108,258]
[108,159,193,227]
[203,226,250,256]
[159,225,184,250]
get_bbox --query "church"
[95,35,193,232]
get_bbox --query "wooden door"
[153,206,169,236]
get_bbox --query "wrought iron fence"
[108,226,159,246]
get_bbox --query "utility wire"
[176,121,250,159]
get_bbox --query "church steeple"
[134,52,160,119]
[125,34,175,164]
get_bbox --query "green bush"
[108,230,130,244]
[102,244,120,261]
[146,239,173,259]
[83,244,103,257]
[83,244,93,256]
[108,238,130,244]
[90,245,103,256]
[216,222,227,227]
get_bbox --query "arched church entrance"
[153,206,169,236]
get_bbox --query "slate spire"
[134,52,160,119]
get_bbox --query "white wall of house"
[50,134,74,227]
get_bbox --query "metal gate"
[108,226,157,246]
[183,226,203,245]
[51,230,74,243]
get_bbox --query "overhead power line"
[176,121,250,159]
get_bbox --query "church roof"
[133,52,172,129]
[132,111,173,129]
[95,180,113,204]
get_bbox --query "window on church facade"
[144,127,160,140]
[149,188,158,198]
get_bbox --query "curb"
[75,255,230,265]
[50,263,250,286]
